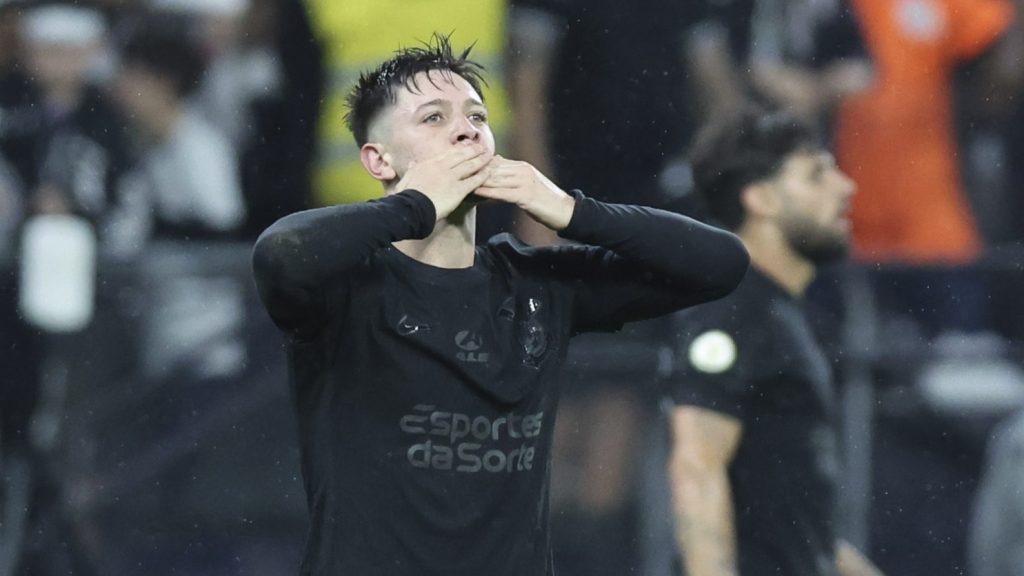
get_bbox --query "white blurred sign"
[19,214,96,332]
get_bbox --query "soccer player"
[251,34,749,575]
[666,108,883,576]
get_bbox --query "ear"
[740,181,780,220]
[360,143,397,182]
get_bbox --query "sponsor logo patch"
[400,405,545,473]
[688,330,737,374]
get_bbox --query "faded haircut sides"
[344,32,488,146]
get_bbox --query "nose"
[839,171,857,198]
[452,115,481,144]
[830,166,856,199]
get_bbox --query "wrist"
[555,189,588,238]
[549,190,576,231]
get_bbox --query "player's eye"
[423,112,443,123]
[469,112,488,124]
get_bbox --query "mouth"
[462,193,489,206]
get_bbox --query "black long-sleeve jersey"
[252,189,748,575]
[669,267,841,576]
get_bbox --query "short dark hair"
[344,32,487,146]
[690,107,820,230]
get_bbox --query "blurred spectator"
[107,11,248,397]
[0,2,144,256]
[0,7,129,571]
[681,0,871,138]
[507,0,702,245]
[150,0,300,237]
[55,16,252,575]
[152,0,274,147]
[114,12,245,239]
[835,0,1017,264]
[745,0,872,125]
[278,0,511,213]
[969,409,1024,576]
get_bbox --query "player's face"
[26,41,98,92]
[773,150,856,264]
[378,70,495,179]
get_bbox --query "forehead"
[391,70,484,112]
[781,148,834,173]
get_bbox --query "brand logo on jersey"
[455,330,489,363]
[688,330,738,374]
[399,404,545,473]
[397,314,430,336]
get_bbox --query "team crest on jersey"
[688,330,737,374]
[518,297,547,369]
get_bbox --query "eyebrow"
[806,153,835,177]
[414,98,486,114]
[414,99,450,113]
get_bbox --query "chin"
[787,228,850,265]
[799,241,850,265]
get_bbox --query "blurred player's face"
[773,150,855,264]
[25,41,98,95]
[375,70,495,180]
[202,13,244,58]
[114,63,177,130]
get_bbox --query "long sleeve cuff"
[390,189,437,240]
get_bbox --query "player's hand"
[475,156,576,231]
[395,144,494,221]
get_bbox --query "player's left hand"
[474,156,576,231]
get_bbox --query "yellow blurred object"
[304,0,509,206]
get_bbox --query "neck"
[393,203,477,268]
[737,221,815,297]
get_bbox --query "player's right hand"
[395,144,494,221]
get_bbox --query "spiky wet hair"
[344,32,487,146]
